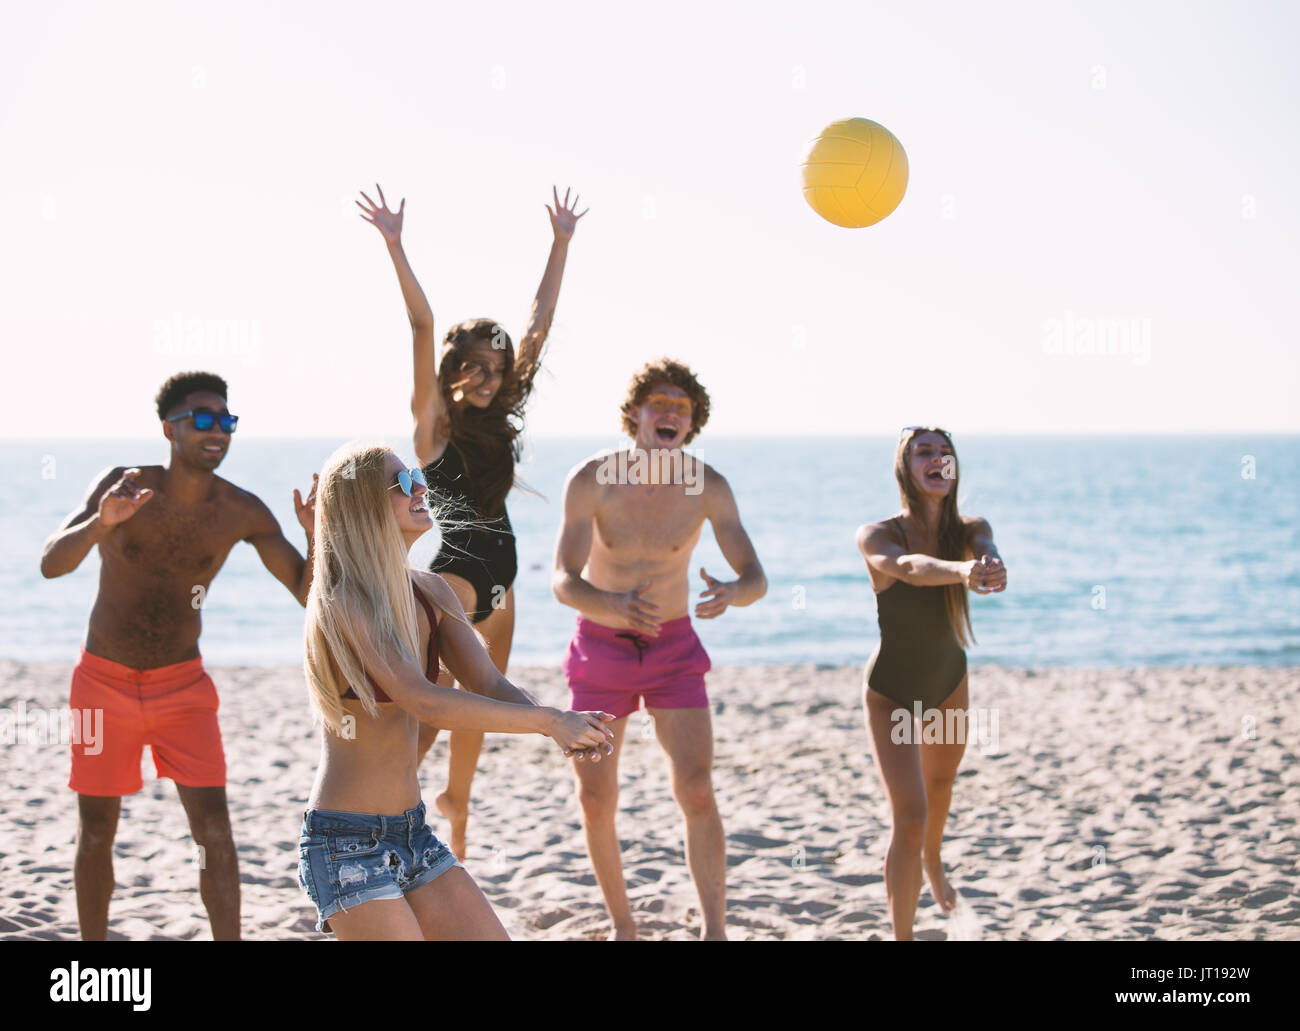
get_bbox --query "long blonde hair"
[303,442,462,733]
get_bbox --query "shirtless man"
[553,358,767,941]
[39,371,318,940]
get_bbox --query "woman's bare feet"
[434,791,469,862]
[610,921,638,941]
[923,851,957,913]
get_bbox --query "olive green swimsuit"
[866,516,967,710]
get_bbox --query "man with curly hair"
[552,358,767,940]
[39,371,318,940]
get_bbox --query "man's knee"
[77,821,118,851]
[179,790,234,849]
[577,779,619,822]
[189,817,235,855]
[672,770,717,817]
[76,798,120,847]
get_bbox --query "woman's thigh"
[919,674,970,784]
[864,685,926,816]
[475,584,515,672]
[404,865,510,940]
[327,896,425,941]
[435,578,514,678]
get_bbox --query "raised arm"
[357,184,446,466]
[515,185,589,379]
[696,466,767,618]
[243,476,318,607]
[40,466,147,578]
[856,521,985,590]
[551,459,661,634]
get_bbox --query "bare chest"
[594,485,706,556]
[101,494,246,584]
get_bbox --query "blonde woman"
[298,442,613,940]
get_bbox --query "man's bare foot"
[434,791,468,862]
[700,927,727,941]
[923,852,957,913]
[609,921,638,941]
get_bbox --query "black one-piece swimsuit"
[422,443,518,625]
[866,517,967,711]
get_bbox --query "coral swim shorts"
[68,647,226,797]
[563,615,711,720]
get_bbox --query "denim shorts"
[297,801,461,934]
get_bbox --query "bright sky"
[3,0,1296,438]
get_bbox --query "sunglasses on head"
[167,409,239,433]
[387,467,428,497]
[646,393,692,417]
[900,425,951,439]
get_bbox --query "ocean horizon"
[5,434,1298,670]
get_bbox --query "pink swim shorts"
[563,615,711,719]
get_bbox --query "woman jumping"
[298,442,612,940]
[357,183,587,860]
[854,427,1007,940]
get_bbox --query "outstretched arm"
[244,476,317,607]
[40,466,148,578]
[421,573,536,703]
[423,574,612,759]
[696,467,767,618]
[964,516,1007,594]
[516,185,588,377]
[338,592,613,753]
[856,522,985,590]
[357,184,446,466]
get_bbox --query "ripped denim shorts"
[298,801,461,934]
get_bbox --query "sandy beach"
[1,660,1296,941]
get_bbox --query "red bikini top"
[340,581,439,704]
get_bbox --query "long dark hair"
[436,318,543,517]
[893,427,975,647]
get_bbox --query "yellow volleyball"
[800,117,909,228]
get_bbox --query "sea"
[4,435,1298,670]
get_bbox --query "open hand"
[546,185,589,241]
[99,469,154,527]
[357,183,404,244]
[695,567,733,619]
[609,581,661,635]
[294,473,318,536]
